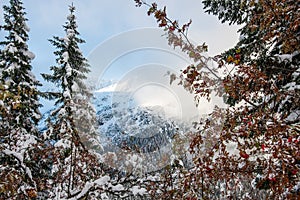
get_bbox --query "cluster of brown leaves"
[250,0,300,54]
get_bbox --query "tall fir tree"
[202,0,300,120]
[42,4,103,198]
[205,1,300,197]
[133,0,299,198]
[0,0,42,198]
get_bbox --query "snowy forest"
[0,0,299,199]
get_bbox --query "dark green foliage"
[0,1,43,198]
[202,0,255,25]
[41,5,103,198]
[0,0,41,134]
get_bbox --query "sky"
[0,0,240,117]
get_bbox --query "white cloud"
[2,0,240,60]
[0,0,238,117]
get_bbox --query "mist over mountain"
[94,82,191,154]
[40,80,192,154]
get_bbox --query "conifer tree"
[201,1,300,197]
[0,0,41,198]
[42,4,103,198]
[134,0,299,198]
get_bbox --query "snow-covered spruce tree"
[42,5,139,199]
[42,6,148,199]
[135,0,299,199]
[0,0,43,198]
[200,0,300,198]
